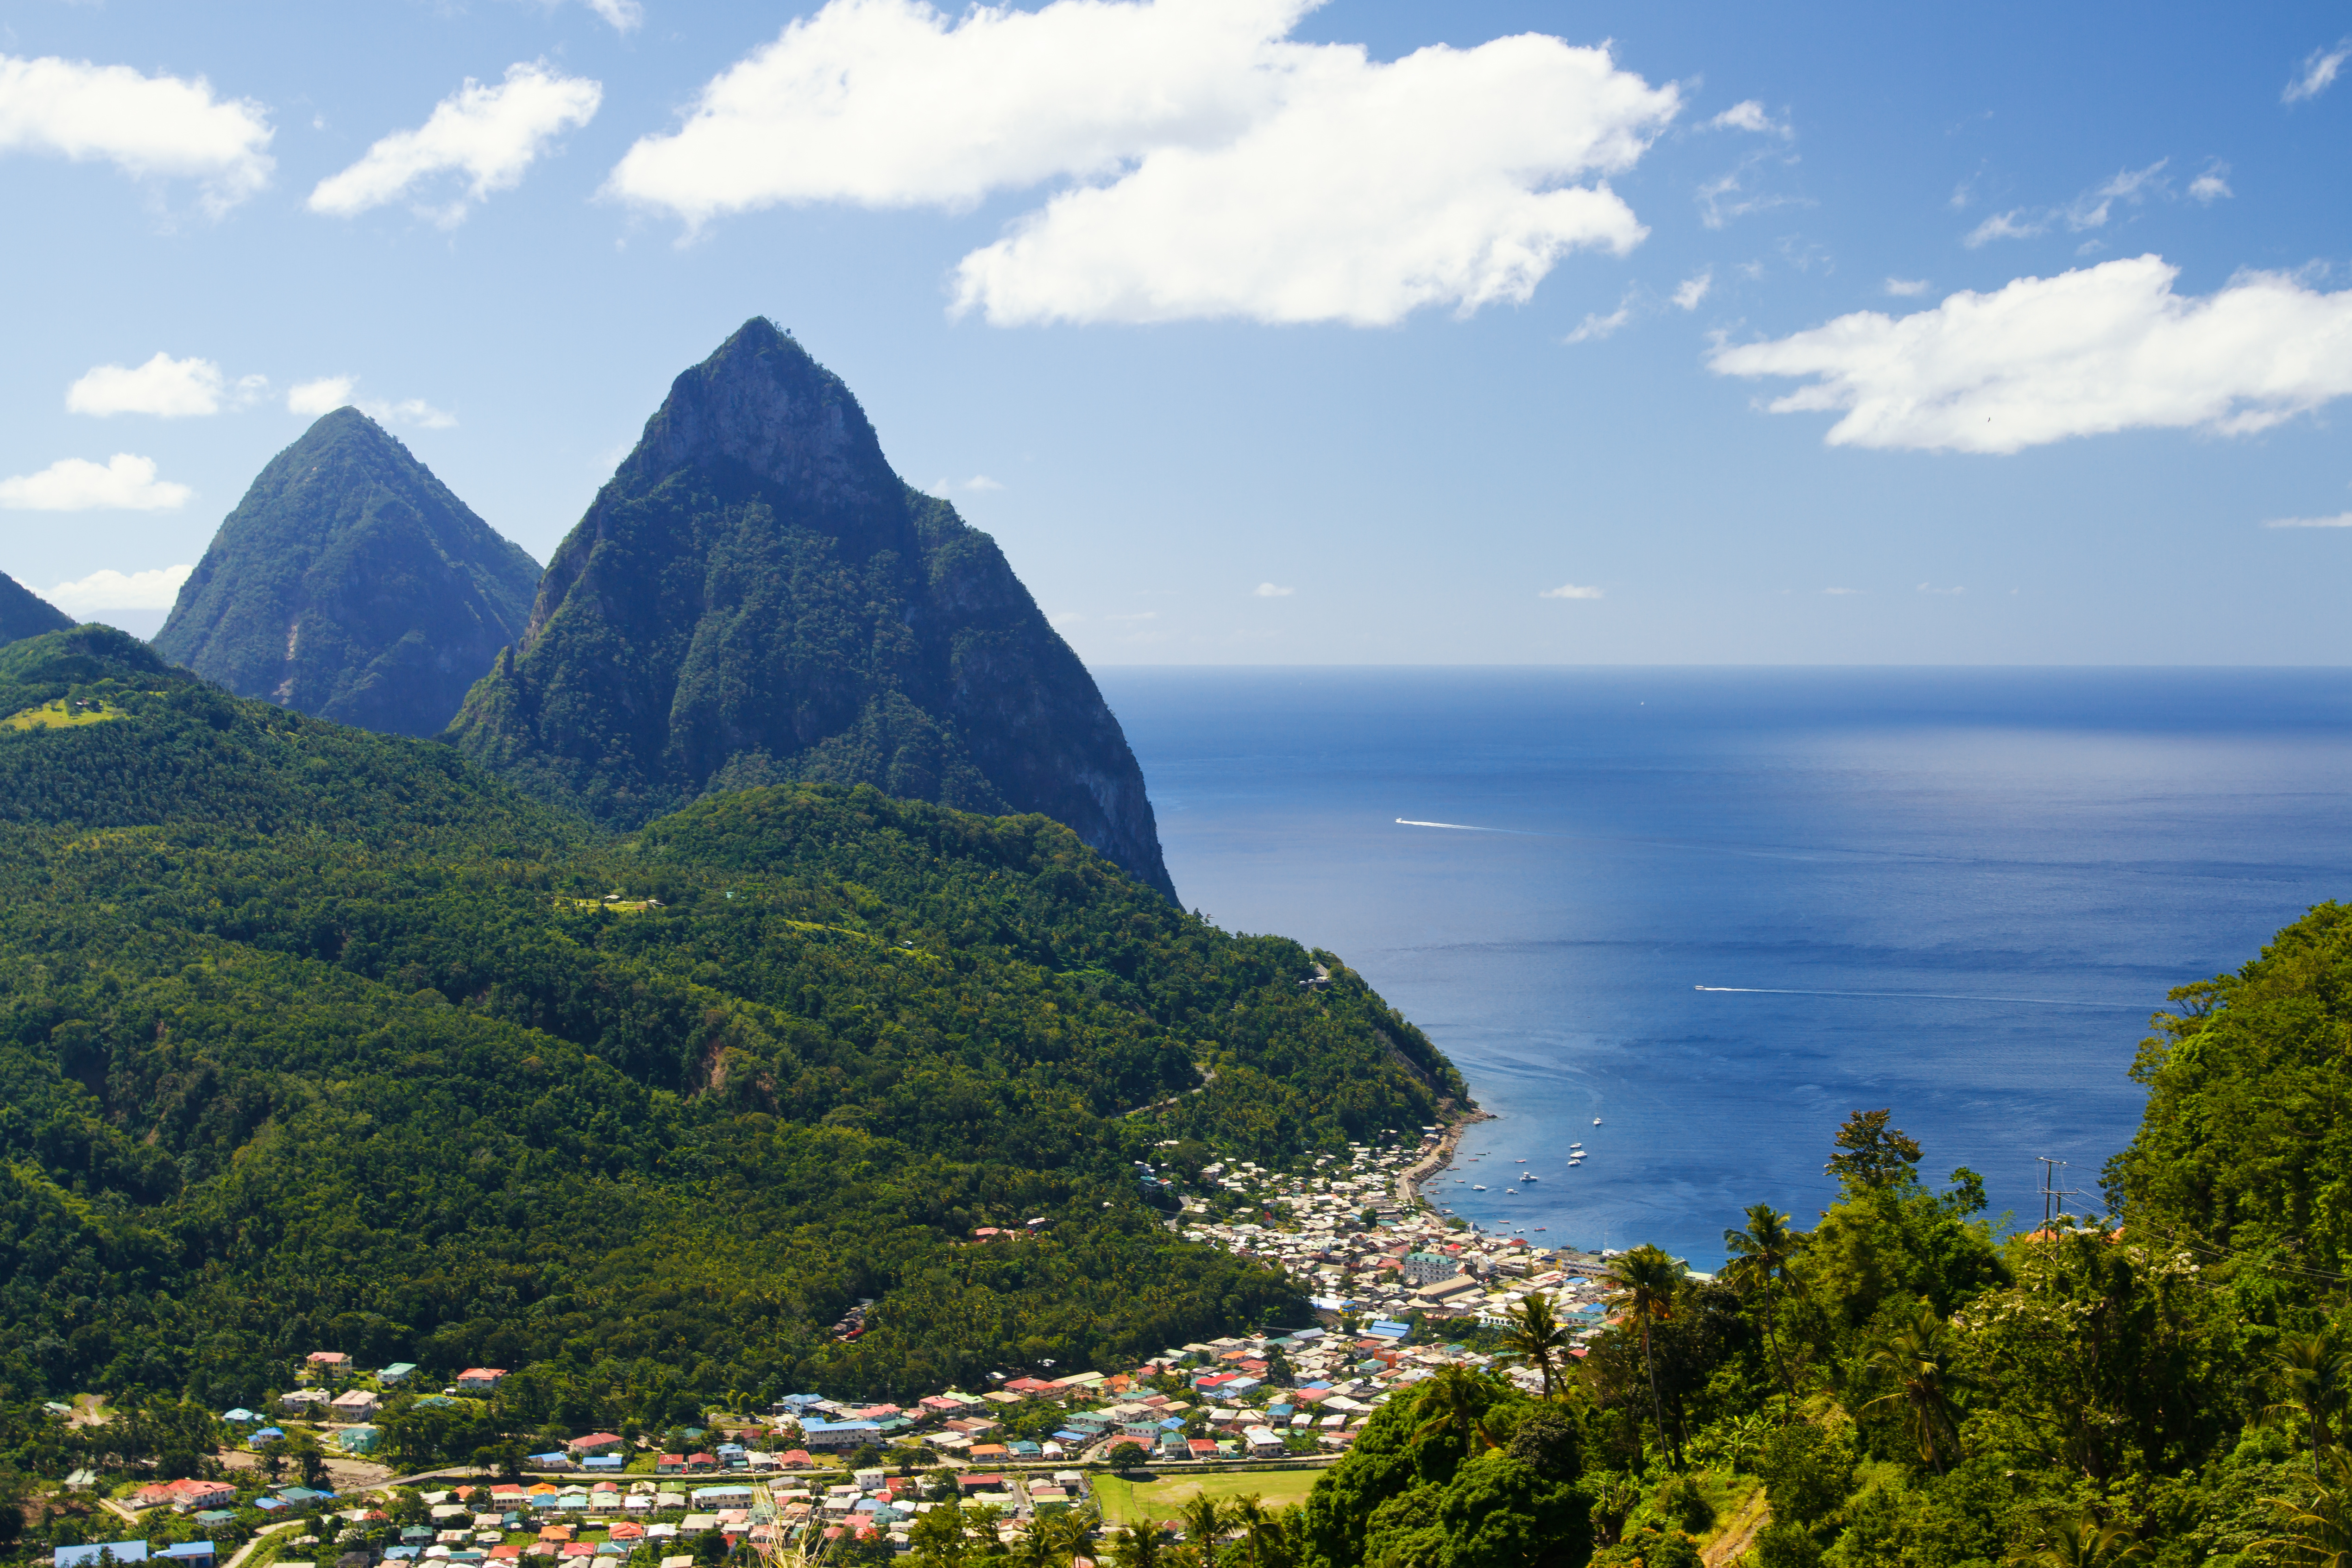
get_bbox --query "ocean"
[1094,667,2352,1267]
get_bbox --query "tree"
[1227,1494,1278,1568]
[2266,1331,2352,1480]
[1409,1366,1501,1455]
[1496,1295,1572,1402]
[2259,1449,2352,1568]
[1601,1244,1686,1468]
[2030,1512,2149,1568]
[1859,1306,1968,1474]
[1723,1203,1806,1412]
[1827,1109,1922,1193]
[1179,1495,1228,1568]
[1111,1523,1167,1568]
[1107,1441,1149,1474]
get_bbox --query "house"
[1244,1426,1286,1457]
[1413,1275,1482,1304]
[157,1545,217,1568]
[339,1427,381,1454]
[1401,1253,1460,1286]
[567,1433,624,1456]
[221,1408,259,1427]
[955,1475,1008,1494]
[1186,1438,1218,1459]
[381,1363,418,1385]
[528,1453,575,1471]
[331,1389,381,1421]
[778,1450,813,1470]
[57,1543,151,1568]
[280,1389,331,1416]
[456,1368,508,1392]
[655,1456,684,1475]
[135,1478,236,1510]
[306,1351,352,1373]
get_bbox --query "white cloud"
[2188,162,2233,204]
[0,453,191,511]
[44,563,193,611]
[1965,161,2168,246]
[0,53,274,212]
[1708,254,2352,454]
[310,61,600,226]
[1540,581,1604,599]
[1252,582,1294,597]
[1883,277,1930,297]
[1564,293,1634,343]
[1696,148,1806,230]
[289,377,356,416]
[1707,100,1789,138]
[1673,270,1712,310]
[67,353,263,417]
[2285,39,2350,103]
[582,0,644,31]
[609,0,1679,327]
[286,378,455,428]
[1963,208,2043,247]
[2264,512,2352,528]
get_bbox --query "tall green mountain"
[154,408,541,737]
[0,624,1460,1413]
[0,567,72,645]
[447,319,1178,902]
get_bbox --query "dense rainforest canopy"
[0,627,1460,1418]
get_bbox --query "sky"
[2,0,2349,663]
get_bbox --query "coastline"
[1394,1106,1493,1214]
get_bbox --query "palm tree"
[1409,1364,1500,1455]
[2030,1511,2149,1568]
[1601,1244,1687,1468]
[2266,1331,2352,1480]
[1859,1306,1968,1475]
[1227,1495,1277,1568]
[2260,1449,2352,1568]
[1497,1294,1573,1402]
[1722,1203,1806,1412]
[1111,1523,1168,1568]
[1179,1495,1228,1568]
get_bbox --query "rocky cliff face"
[0,570,73,646]
[447,318,1177,901]
[154,409,541,737]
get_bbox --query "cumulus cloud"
[1252,582,1294,597]
[0,453,191,511]
[2284,39,2350,103]
[67,353,265,417]
[1707,100,1790,138]
[1708,254,2352,453]
[1540,581,1604,599]
[288,376,356,416]
[1883,277,1930,297]
[368,397,458,429]
[582,0,644,31]
[0,54,274,212]
[1673,270,1712,310]
[311,61,600,226]
[44,563,193,611]
[608,0,1679,327]
[2189,162,2233,204]
[2264,512,2352,528]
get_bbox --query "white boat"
[1569,1142,1583,1150]
[1593,1117,1602,1126]
[1473,1184,1487,1191]
[1521,1173,1539,1182]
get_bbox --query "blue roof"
[158,1545,217,1561]
[57,1543,149,1568]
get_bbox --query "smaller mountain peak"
[0,567,75,647]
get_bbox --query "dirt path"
[1703,1489,1772,1567]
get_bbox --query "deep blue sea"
[1092,668,2352,1267]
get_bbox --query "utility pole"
[2036,1157,2082,1232]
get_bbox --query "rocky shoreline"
[1393,1106,1494,1213]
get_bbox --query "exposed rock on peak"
[451,318,1178,902]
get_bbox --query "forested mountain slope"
[0,627,1459,1415]
[447,319,1178,902]
[0,569,71,646]
[155,408,540,737]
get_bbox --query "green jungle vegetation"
[0,572,72,649]
[0,626,1460,1441]
[153,406,541,739]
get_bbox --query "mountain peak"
[0,567,74,647]
[155,409,541,737]
[453,324,1178,901]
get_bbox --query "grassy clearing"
[3,698,123,731]
[1094,1467,1325,1525]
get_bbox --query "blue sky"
[2,0,2348,662]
